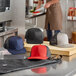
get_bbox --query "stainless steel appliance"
[0,0,10,12]
[0,22,5,32]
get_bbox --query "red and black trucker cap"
[28,45,51,60]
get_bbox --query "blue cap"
[4,36,26,55]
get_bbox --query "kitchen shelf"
[67,0,76,20]
[67,16,76,20]
[66,0,76,33]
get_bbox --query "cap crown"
[9,36,24,50]
[25,28,44,44]
[57,33,69,45]
[31,45,47,58]
[28,45,51,59]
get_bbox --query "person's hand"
[44,2,51,9]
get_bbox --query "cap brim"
[56,44,74,48]
[26,39,43,44]
[28,57,48,60]
[8,48,26,55]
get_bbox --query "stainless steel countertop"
[0,27,18,37]
[1,57,76,76]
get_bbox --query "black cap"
[25,28,44,44]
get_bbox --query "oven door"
[0,22,5,32]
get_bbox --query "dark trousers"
[46,24,60,41]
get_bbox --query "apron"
[45,0,62,30]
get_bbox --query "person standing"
[37,0,62,41]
